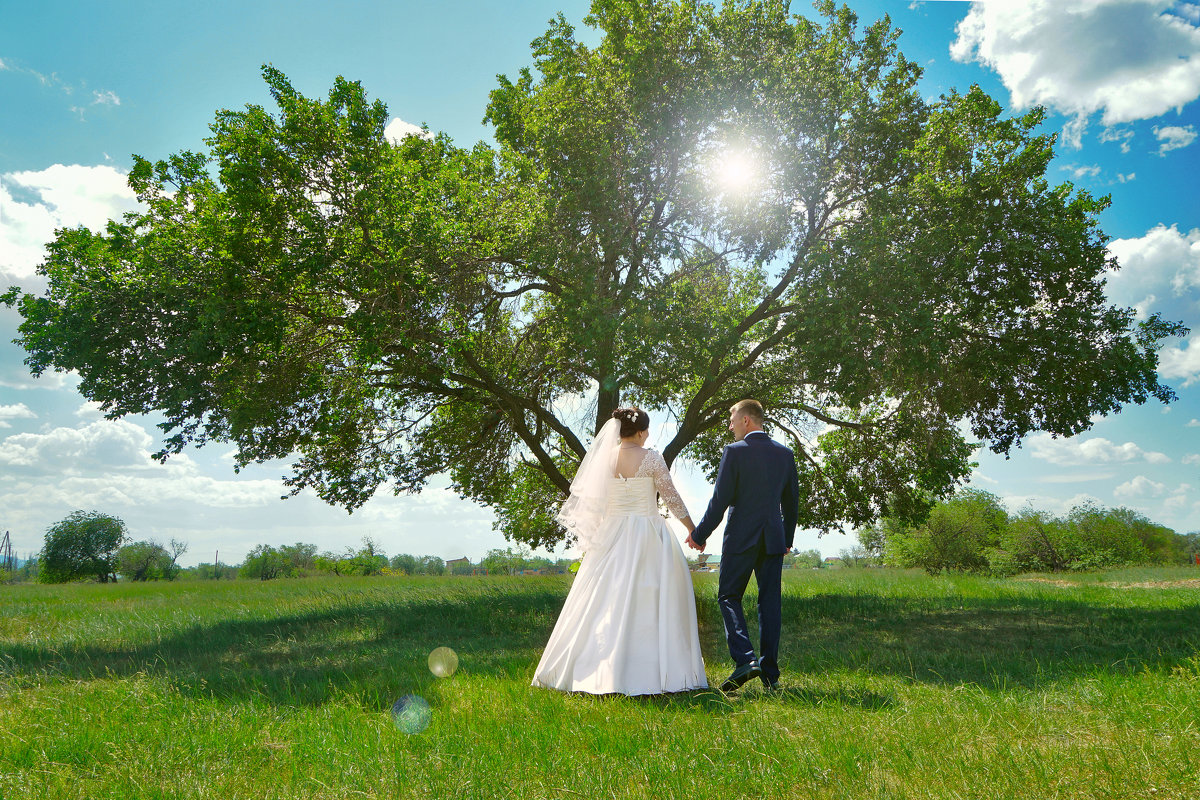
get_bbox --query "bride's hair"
[611,406,650,438]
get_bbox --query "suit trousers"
[717,536,783,682]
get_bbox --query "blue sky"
[1,0,1198,566]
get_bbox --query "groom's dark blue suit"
[691,431,800,684]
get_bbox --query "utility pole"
[1,531,15,579]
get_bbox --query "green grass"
[2,568,1198,799]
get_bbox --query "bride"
[532,407,709,695]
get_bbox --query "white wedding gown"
[532,449,709,695]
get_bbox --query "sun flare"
[714,150,757,194]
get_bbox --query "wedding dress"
[532,447,709,695]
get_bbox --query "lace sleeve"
[641,450,691,521]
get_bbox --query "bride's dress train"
[532,450,708,695]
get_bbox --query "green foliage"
[838,543,874,567]
[1181,532,1200,562]
[479,546,561,575]
[4,2,1186,550]
[885,489,1008,574]
[389,553,419,575]
[117,540,182,581]
[387,554,447,575]
[481,546,529,576]
[11,556,39,582]
[190,562,238,580]
[239,545,289,580]
[38,511,127,583]
[876,491,1190,575]
[419,555,446,576]
[785,548,825,569]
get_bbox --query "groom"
[686,399,800,692]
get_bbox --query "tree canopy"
[116,538,188,581]
[4,0,1186,549]
[39,511,127,583]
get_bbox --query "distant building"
[690,553,720,572]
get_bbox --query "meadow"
[1,567,1198,799]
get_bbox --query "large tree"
[4,1,1186,549]
[39,511,127,583]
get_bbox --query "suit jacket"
[691,431,800,555]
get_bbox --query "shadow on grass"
[0,579,569,710]
[757,590,1200,689]
[3,577,1199,710]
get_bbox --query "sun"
[714,149,757,194]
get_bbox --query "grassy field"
[1,566,1198,799]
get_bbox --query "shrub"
[886,490,1007,574]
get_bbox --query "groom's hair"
[731,399,764,424]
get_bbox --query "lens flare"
[391,695,432,734]
[428,646,459,678]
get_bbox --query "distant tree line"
[857,489,1199,576]
[219,542,575,581]
[16,495,1192,585]
[11,511,575,585]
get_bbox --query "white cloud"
[1100,126,1135,152]
[1182,453,1200,464]
[1178,2,1200,23]
[1187,418,1200,427]
[0,402,37,428]
[1114,475,1168,498]
[91,90,120,106]
[1132,294,1158,319]
[0,403,36,421]
[1027,432,1171,465]
[0,468,283,513]
[1002,491,1102,517]
[0,164,142,279]
[1062,115,1089,149]
[384,117,432,144]
[1162,483,1194,512]
[1064,163,1102,179]
[0,418,285,509]
[0,366,72,391]
[0,418,155,472]
[74,401,104,419]
[1154,123,1198,153]
[951,0,1200,145]
[1106,224,1200,305]
[1158,333,1200,386]
[1036,471,1117,483]
[1117,172,1137,183]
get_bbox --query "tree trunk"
[596,382,619,435]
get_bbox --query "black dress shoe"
[761,678,780,693]
[720,661,762,692]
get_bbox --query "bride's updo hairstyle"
[612,407,650,439]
